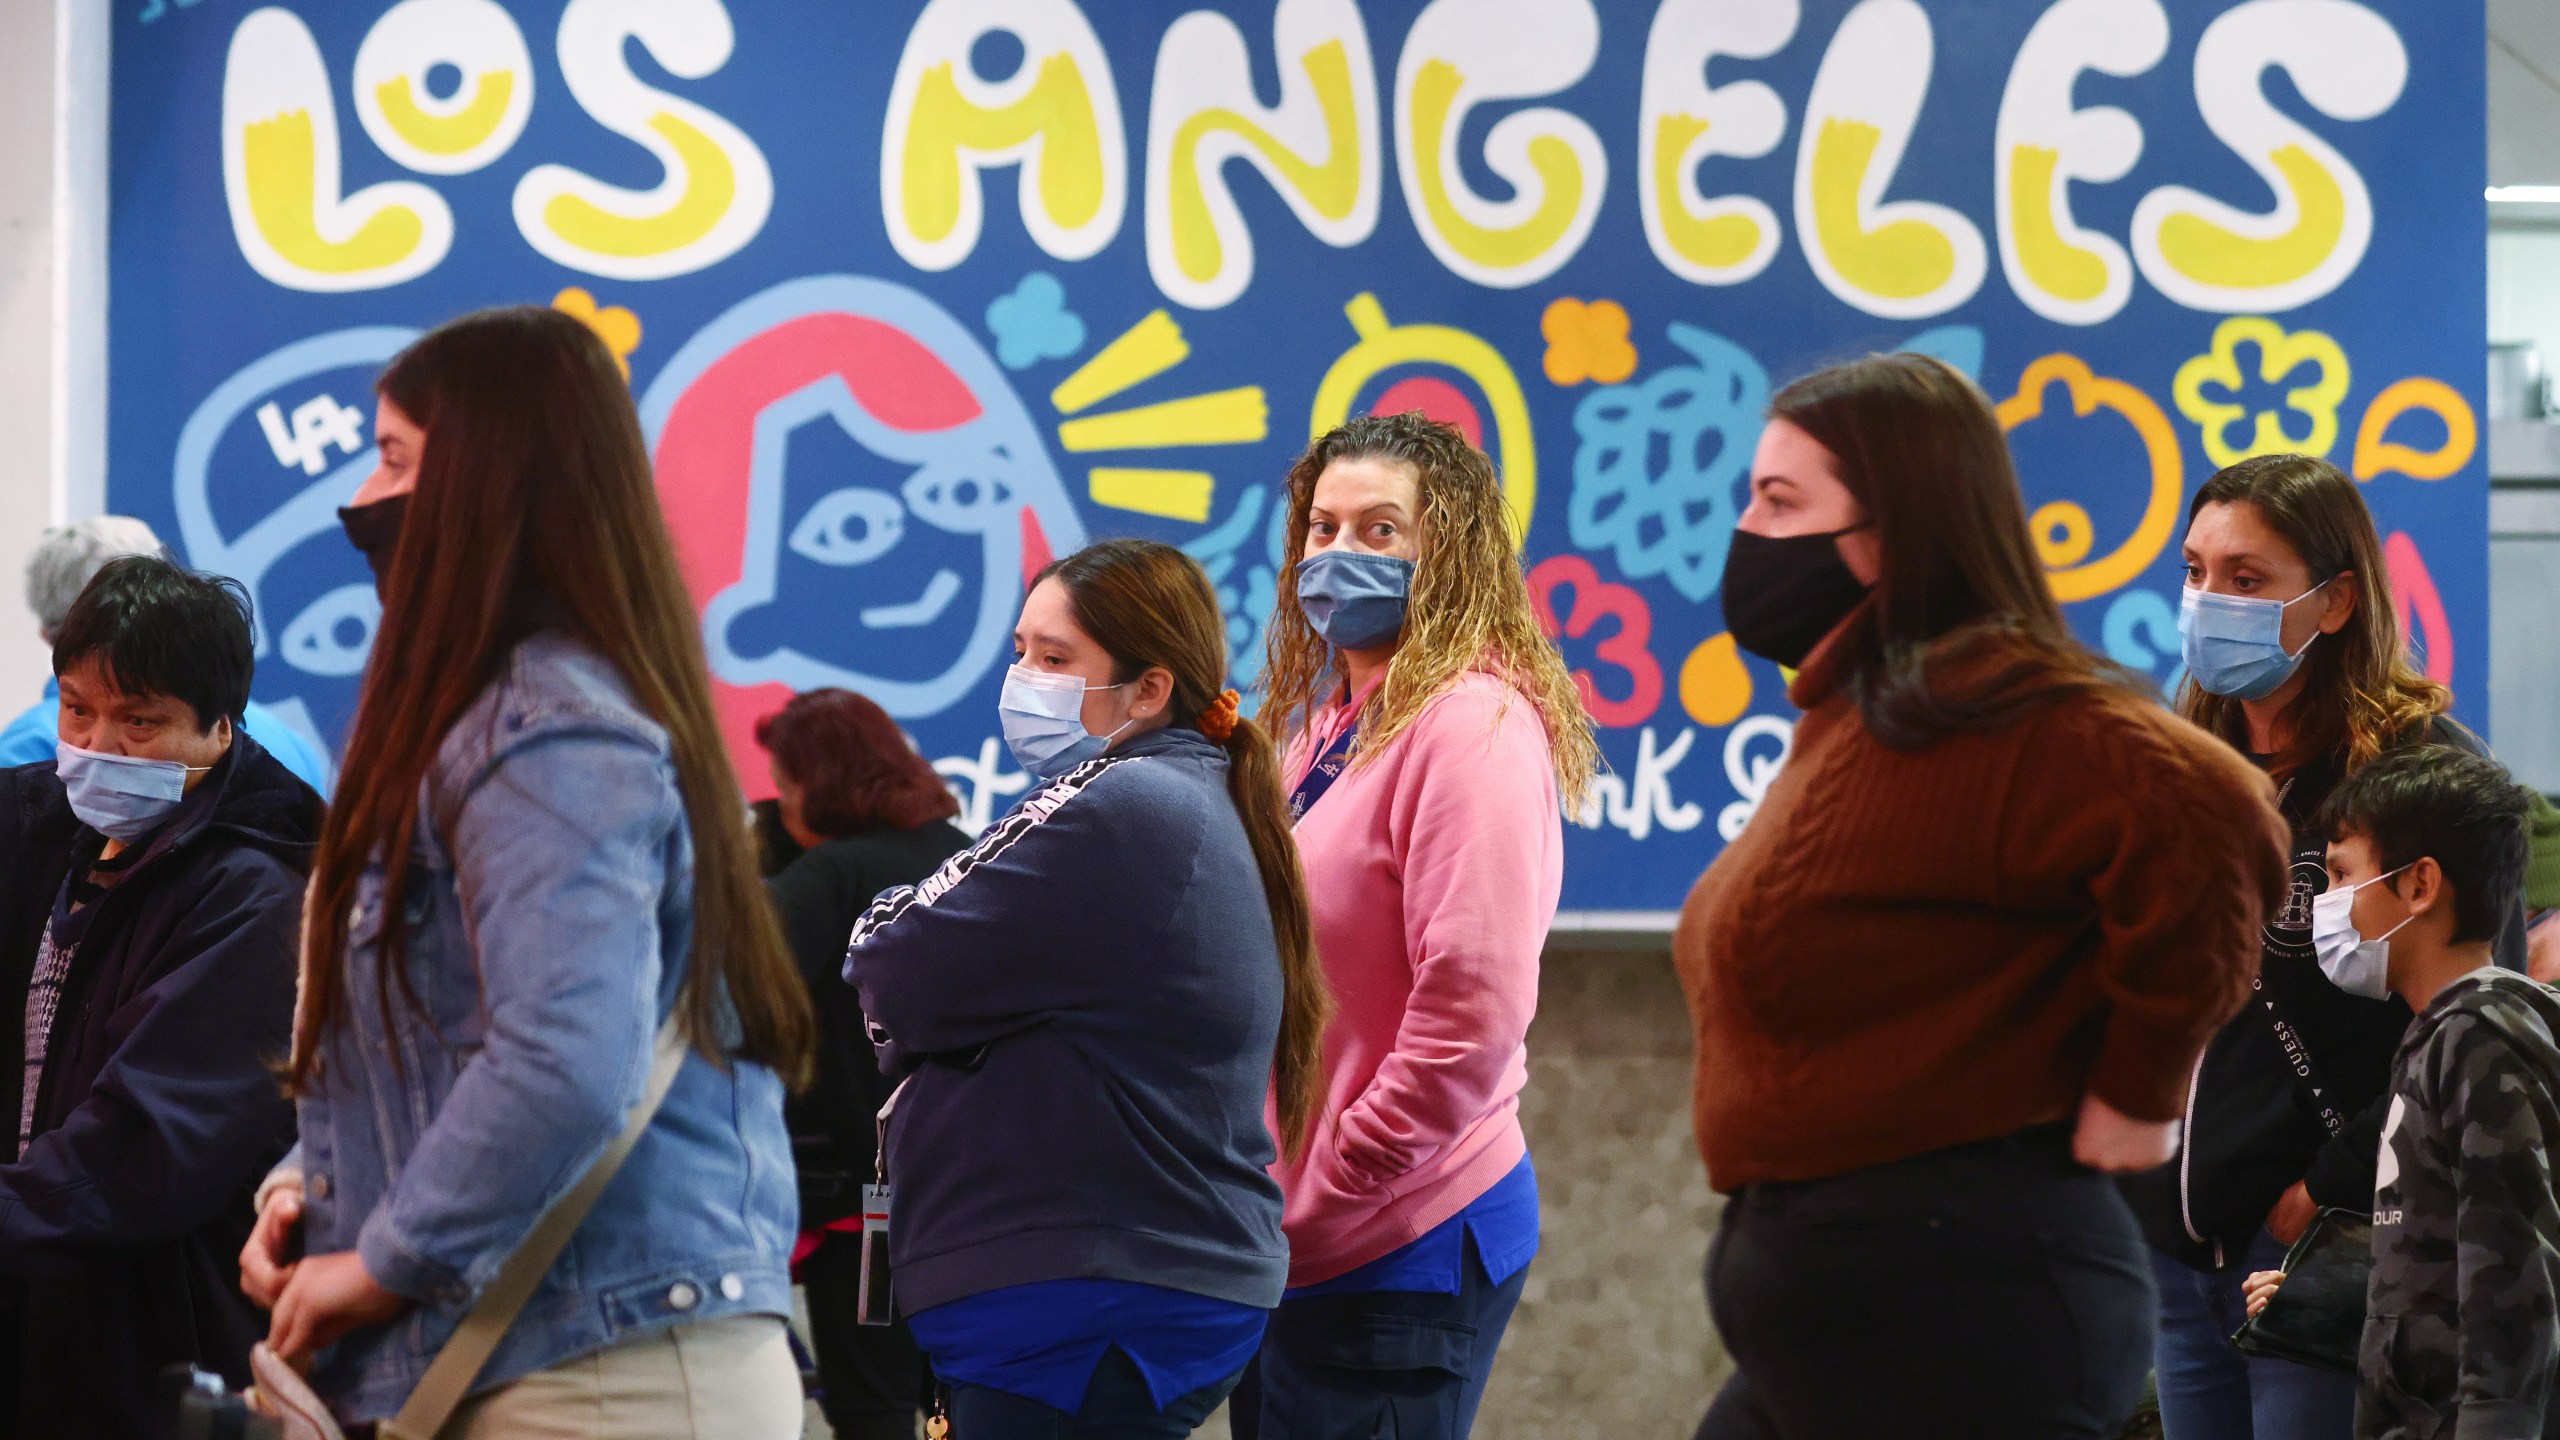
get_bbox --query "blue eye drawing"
[280,583,381,677]
[903,458,1019,535]
[789,487,906,567]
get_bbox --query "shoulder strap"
[2256,779,2354,1139]
[379,1013,689,1440]
[2251,981,2353,1138]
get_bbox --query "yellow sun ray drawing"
[1048,309,1267,524]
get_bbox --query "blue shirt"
[908,1279,1268,1413]
[0,680,333,796]
[1291,1156,1540,1298]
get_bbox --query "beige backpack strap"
[379,1014,690,1440]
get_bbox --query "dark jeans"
[2149,1229,2356,1440]
[801,1234,932,1440]
[1230,1236,1529,1440]
[946,1348,1240,1439]
[1698,1124,2155,1440]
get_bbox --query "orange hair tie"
[1196,689,1243,743]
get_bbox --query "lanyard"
[1287,719,1360,825]
[875,1078,906,1186]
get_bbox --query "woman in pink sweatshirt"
[1231,412,1597,1440]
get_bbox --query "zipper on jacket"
[2178,1046,2210,1251]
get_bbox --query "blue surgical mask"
[2310,864,2415,1001]
[999,666,1132,780]
[1296,550,1414,651]
[2178,579,2333,700]
[55,740,213,842]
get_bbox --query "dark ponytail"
[1040,540,1331,1161]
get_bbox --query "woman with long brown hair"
[234,306,814,1437]
[1235,411,1595,1440]
[2129,454,2527,1440]
[844,538,1327,1439]
[1677,354,2290,1438]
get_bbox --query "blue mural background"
[106,0,2487,909]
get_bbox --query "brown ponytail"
[1213,708,1326,1160]
[1039,540,1331,1161]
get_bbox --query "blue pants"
[1229,1242,1529,1440]
[2150,1231,2357,1440]
[945,1348,1241,1439]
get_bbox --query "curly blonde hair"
[1260,413,1597,810]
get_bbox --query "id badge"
[855,1183,895,1327]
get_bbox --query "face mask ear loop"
[1099,718,1138,748]
[2371,861,2429,945]
[1085,679,1137,748]
[2355,860,2414,895]
[2276,576,2337,661]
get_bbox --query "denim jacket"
[282,633,796,1423]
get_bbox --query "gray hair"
[26,516,169,637]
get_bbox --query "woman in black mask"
[335,404,416,584]
[1674,354,2294,1438]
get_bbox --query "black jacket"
[0,731,318,1439]
[769,820,971,1227]
[2124,717,2526,1270]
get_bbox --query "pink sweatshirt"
[1271,670,1563,1286]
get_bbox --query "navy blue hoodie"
[844,727,1288,1314]
[0,730,317,1439]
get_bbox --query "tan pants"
[443,1315,802,1440]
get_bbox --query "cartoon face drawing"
[638,276,1087,787]
[171,325,420,760]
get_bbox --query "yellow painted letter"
[1394,0,1607,289]
[1993,0,2167,325]
[222,7,451,292]
[2131,0,2404,313]
[511,0,772,282]
[1638,0,1798,287]
[882,0,1128,272]
[1145,0,1380,310]
[1793,0,1985,319]
[352,0,535,175]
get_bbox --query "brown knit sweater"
[1674,613,2291,1191]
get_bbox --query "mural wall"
[108,0,2487,910]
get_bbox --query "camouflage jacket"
[2361,968,2560,1440]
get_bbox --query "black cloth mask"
[337,492,410,589]
[1719,526,1874,669]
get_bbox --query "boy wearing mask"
[2245,744,2560,1439]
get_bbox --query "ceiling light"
[2489,186,2560,203]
